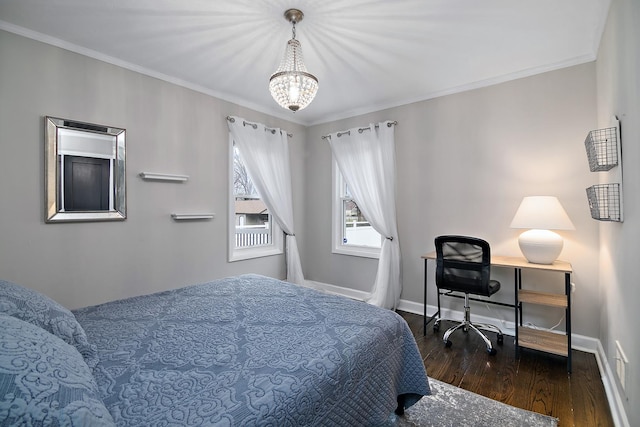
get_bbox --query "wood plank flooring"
[399,311,615,427]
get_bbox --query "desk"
[421,252,573,372]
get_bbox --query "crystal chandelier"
[269,9,318,112]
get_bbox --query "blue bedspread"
[73,274,430,426]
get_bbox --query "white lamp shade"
[510,196,574,264]
[510,196,575,230]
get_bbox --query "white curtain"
[227,116,304,285]
[328,121,401,310]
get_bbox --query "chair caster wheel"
[433,324,440,332]
[497,334,504,345]
[487,347,497,355]
[444,340,452,348]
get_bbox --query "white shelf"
[171,213,215,221]
[139,172,189,182]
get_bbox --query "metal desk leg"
[423,259,428,335]
[423,258,439,335]
[515,267,520,358]
[566,272,572,373]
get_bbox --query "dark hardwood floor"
[399,311,615,427]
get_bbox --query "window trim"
[228,135,283,262]
[331,158,381,259]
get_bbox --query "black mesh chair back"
[435,235,496,297]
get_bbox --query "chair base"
[434,294,504,355]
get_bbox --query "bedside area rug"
[393,377,558,427]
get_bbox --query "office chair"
[433,235,504,355]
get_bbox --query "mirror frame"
[45,116,126,222]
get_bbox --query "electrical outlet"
[615,340,628,393]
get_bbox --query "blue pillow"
[0,314,115,425]
[0,280,99,369]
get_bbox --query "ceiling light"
[269,9,318,112]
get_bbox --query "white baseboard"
[305,280,371,300]
[593,341,630,427]
[307,280,629,427]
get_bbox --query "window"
[332,159,382,258]
[228,137,282,261]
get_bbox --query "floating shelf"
[584,126,619,172]
[139,172,189,182]
[586,184,621,222]
[171,213,215,221]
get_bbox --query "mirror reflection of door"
[57,127,116,213]
[63,156,110,211]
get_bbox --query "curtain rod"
[226,116,293,138]
[320,121,398,140]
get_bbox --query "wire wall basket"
[584,127,618,172]
[586,184,621,222]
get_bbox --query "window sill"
[229,245,283,262]
[332,246,380,259]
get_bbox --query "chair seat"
[439,279,500,297]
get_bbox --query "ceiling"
[0,0,610,125]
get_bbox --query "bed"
[1,274,430,426]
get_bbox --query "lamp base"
[518,229,564,264]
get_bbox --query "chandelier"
[269,9,318,112]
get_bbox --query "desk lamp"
[510,196,574,264]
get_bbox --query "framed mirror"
[45,116,126,222]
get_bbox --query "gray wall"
[304,63,601,337]
[0,30,306,309]
[596,0,640,424]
